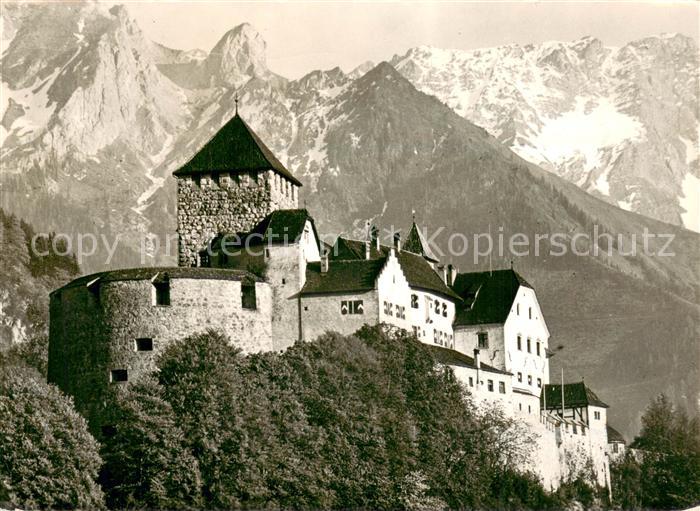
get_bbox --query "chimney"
[365,221,371,260]
[440,265,448,284]
[473,348,481,369]
[394,232,401,252]
[321,252,329,274]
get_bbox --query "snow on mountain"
[391,35,700,230]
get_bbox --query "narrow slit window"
[242,283,257,310]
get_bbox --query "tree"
[612,394,700,510]
[99,378,202,510]
[0,367,104,510]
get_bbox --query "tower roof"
[403,222,440,262]
[173,113,302,186]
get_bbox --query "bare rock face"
[390,34,700,230]
[203,23,272,88]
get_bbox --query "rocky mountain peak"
[205,22,270,87]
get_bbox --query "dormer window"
[152,275,170,306]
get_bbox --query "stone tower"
[174,113,301,267]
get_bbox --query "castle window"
[487,380,494,392]
[410,294,419,308]
[519,403,522,411]
[528,375,533,385]
[527,338,531,353]
[383,301,393,316]
[110,369,128,383]
[396,305,406,319]
[199,250,210,267]
[88,284,100,307]
[442,302,447,317]
[499,381,506,394]
[594,411,601,420]
[573,424,578,434]
[135,338,153,352]
[537,378,542,388]
[153,281,170,306]
[469,376,474,387]
[536,341,541,356]
[242,283,257,310]
[517,335,522,350]
[282,278,286,285]
[529,307,532,319]
[517,372,522,383]
[412,326,420,337]
[477,332,489,349]
[517,303,520,315]
[341,300,363,315]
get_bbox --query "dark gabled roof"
[301,259,386,296]
[52,267,261,295]
[428,345,511,375]
[452,269,533,326]
[327,237,459,300]
[396,250,460,300]
[541,382,609,409]
[329,237,390,261]
[403,222,439,262]
[209,209,318,249]
[607,425,626,444]
[173,113,302,186]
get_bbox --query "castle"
[48,112,621,491]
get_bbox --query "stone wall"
[48,272,272,432]
[176,170,298,267]
[300,291,380,341]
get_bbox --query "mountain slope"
[390,36,700,230]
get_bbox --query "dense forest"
[3,325,697,510]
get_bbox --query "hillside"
[1,3,698,437]
[0,208,80,347]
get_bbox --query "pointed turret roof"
[403,222,439,262]
[173,113,302,186]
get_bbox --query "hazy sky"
[126,1,700,79]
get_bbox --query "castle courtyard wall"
[300,290,380,342]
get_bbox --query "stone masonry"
[177,170,298,267]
